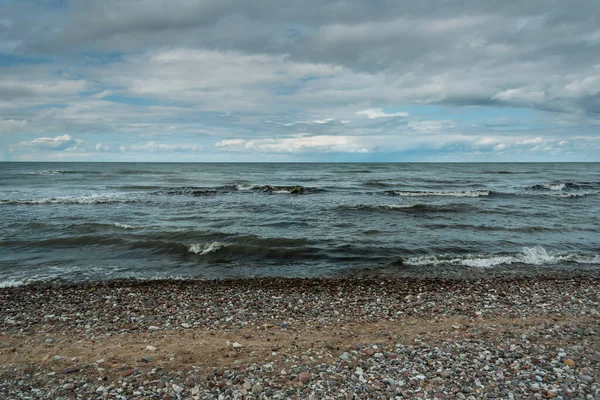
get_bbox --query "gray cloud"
[1,0,599,161]
[2,1,598,116]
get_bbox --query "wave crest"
[0,196,136,205]
[188,242,229,255]
[405,246,599,268]
[385,190,490,197]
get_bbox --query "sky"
[0,0,599,162]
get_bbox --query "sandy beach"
[1,275,599,399]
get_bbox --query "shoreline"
[2,275,599,399]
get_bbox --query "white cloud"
[517,137,544,145]
[564,75,600,97]
[95,143,110,152]
[215,135,372,153]
[356,108,410,119]
[10,134,84,152]
[491,88,546,104]
[131,141,202,152]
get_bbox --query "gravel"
[1,275,599,399]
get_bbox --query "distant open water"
[1,162,599,286]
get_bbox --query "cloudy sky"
[1,0,599,162]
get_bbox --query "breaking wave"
[405,246,600,269]
[26,170,103,176]
[188,242,229,255]
[384,190,491,197]
[0,196,137,205]
[340,203,471,213]
[114,223,139,230]
[154,184,324,196]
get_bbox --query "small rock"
[579,374,594,384]
[146,345,157,351]
[252,383,263,393]
[441,370,453,378]
[122,369,134,377]
[172,384,183,394]
[63,383,74,390]
[299,372,311,384]
[137,356,154,363]
[181,323,191,329]
[339,352,351,361]
[232,342,243,349]
[563,359,575,367]
[148,326,160,331]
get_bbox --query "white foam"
[541,183,566,191]
[235,184,256,191]
[0,279,27,288]
[405,246,599,269]
[1,195,132,205]
[114,223,137,229]
[391,190,490,197]
[188,242,228,255]
[383,204,417,209]
[30,170,62,175]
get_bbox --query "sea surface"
[1,162,599,286]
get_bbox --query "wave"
[340,203,471,213]
[405,246,600,269]
[188,242,229,255]
[0,196,137,205]
[26,170,102,176]
[154,184,324,196]
[114,223,139,230]
[153,187,218,196]
[528,181,600,191]
[362,180,394,188]
[186,241,323,260]
[384,190,491,197]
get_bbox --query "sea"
[1,162,599,286]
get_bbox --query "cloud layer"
[1,0,599,161]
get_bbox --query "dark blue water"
[1,162,599,285]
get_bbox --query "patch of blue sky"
[0,53,54,66]
[101,94,188,108]
[275,84,302,95]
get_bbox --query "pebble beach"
[1,275,599,399]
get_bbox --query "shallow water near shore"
[1,162,599,285]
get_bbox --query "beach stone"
[579,374,594,383]
[252,383,263,393]
[148,326,160,331]
[339,352,351,361]
[172,384,183,394]
[146,345,157,351]
[63,383,74,390]
[138,356,154,363]
[563,359,575,367]
[181,323,190,328]
[122,369,134,377]
[299,372,311,384]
